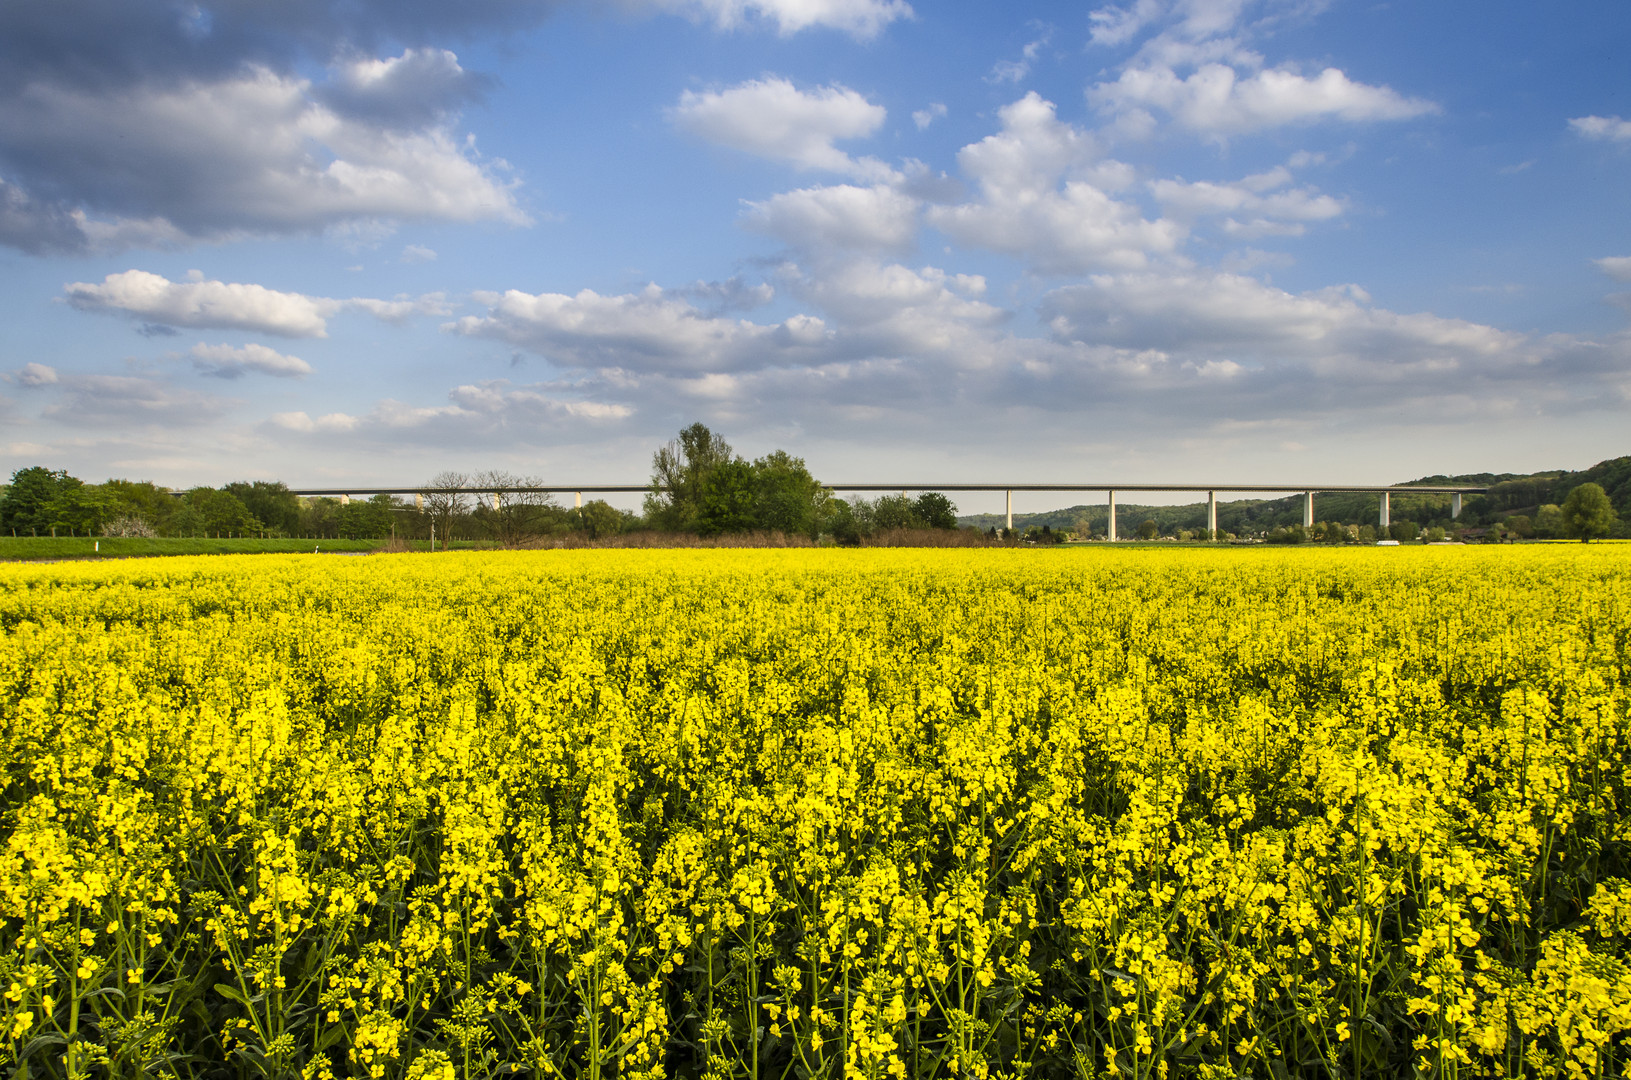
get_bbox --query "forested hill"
[956,455,1631,535]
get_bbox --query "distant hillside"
[956,455,1631,537]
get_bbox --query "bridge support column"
[1380,492,1391,530]
[1303,491,1315,529]
[1005,490,1012,533]
[1207,491,1217,539]
[414,493,423,511]
[574,492,582,510]
[340,494,350,506]
[1451,492,1462,520]
[491,493,500,512]
[1108,490,1117,541]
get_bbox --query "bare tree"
[473,470,559,546]
[422,470,470,551]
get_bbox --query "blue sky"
[2,0,1628,514]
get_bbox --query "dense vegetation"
[2,547,1630,1078]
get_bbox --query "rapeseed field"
[1,547,1629,1080]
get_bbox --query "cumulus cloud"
[1149,165,1343,237]
[318,48,489,128]
[1041,271,1527,366]
[64,269,449,336]
[1595,256,1631,282]
[1570,115,1631,142]
[1092,63,1437,136]
[448,284,834,373]
[988,31,1051,85]
[639,0,911,39]
[926,93,1182,273]
[912,103,947,130]
[743,183,920,254]
[670,78,892,179]
[401,244,438,264]
[14,362,59,387]
[0,59,524,253]
[189,343,313,379]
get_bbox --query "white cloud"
[448,284,832,373]
[189,343,313,379]
[912,103,947,130]
[0,59,524,253]
[401,244,438,263]
[42,374,237,426]
[1041,271,1527,368]
[66,270,339,337]
[14,362,59,387]
[64,270,450,336]
[1150,166,1343,237]
[670,78,892,180]
[1594,256,1631,283]
[1570,115,1631,142]
[641,0,912,39]
[743,183,920,254]
[988,32,1051,85]
[271,411,362,433]
[926,93,1182,273]
[1091,62,1437,136]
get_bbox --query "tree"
[1,466,71,536]
[646,423,734,531]
[422,471,471,551]
[472,470,559,546]
[102,479,176,534]
[1562,482,1616,542]
[1137,519,1159,540]
[176,488,261,537]
[578,500,635,539]
[339,494,398,539]
[752,451,829,537]
[913,492,958,530]
[870,494,918,531]
[695,459,757,536]
[226,481,301,535]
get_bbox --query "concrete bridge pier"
[1108,490,1117,541]
[1452,492,1462,520]
[414,493,423,511]
[1380,492,1391,530]
[1207,490,1217,539]
[575,492,582,511]
[1303,491,1315,529]
[340,494,350,506]
[1005,489,1012,532]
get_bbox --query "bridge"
[278,482,1490,539]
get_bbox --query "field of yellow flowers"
[2,547,1629,1080]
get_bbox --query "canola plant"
[1,547,1629,1080]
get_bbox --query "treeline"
[0,424,967,545]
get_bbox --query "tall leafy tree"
[1562,482,1616,542]
[695,459,757,537]
[752,450,828,538]
[1,466,71,535]
[645,423,734,531]
[225,481,302,535]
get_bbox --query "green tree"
[339,494,399,540]
[871,494,918,531]
[913,492,958,530]
[101,479,176,534]
[695,459,757,536]
[577,499,635,540]
[1562,482,1616,542]
[645,423,734,531]
[1137,518,1159,540]
[225,481,302,535]
[751,451,829,537]
[1,466,73,535]
[167,488,260,536]
[1389,520,1417,543]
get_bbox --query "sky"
[2,0,1629,515]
